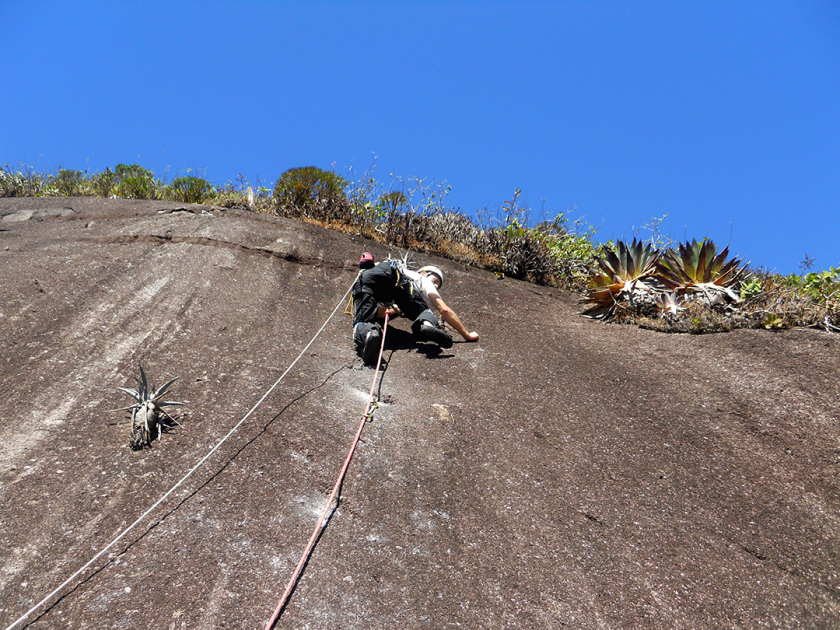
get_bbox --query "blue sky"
[2,1,838,274]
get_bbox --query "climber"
[351,254,480,365]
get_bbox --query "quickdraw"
[363,399,379,422]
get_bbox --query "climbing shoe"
[417,320,453,349]
[362,327,383,365]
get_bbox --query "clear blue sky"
[3,1,838,274]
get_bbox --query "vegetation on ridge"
[2,161,837,334]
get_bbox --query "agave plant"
[580,238,660,319]
[114,365,184,450]
[653,239,745,303]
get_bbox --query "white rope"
[4,281,355,630]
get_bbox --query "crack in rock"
[77,234,352,270]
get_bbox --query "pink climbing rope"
[264,312,391,630]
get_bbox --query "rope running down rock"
[4,281,356,630]
[264,311,391,630]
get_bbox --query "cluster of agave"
[581,238,746,320]
[113,365,185,450]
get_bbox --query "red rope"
[264,313,390,630]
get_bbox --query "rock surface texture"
[1,197,839,629]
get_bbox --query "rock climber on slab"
[351,254,480,364]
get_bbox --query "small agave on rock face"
[115,365,185,450]
[654,239,745,303]
[580,238,661,320]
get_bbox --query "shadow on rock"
[358,326,455,361]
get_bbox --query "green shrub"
[801,267,840,304]
[114,163,157,199]
[740,277,763,300]
[53,168,85,196]
[539,214,602,286]
[93,168,115,197]
[0,165,25,197]
[167,176,214,204]
[472,190,561,285]
[0,163,46,197]
[273,166,348,216]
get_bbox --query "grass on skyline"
[2,161,837,334]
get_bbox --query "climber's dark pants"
[352,262,438,346]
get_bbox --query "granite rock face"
[1,197,838,629]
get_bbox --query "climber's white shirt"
[404,270,440,306]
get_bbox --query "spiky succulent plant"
[580,238,660,319]
[654,239,745,303]
[115,365,184,450]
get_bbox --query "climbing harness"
[3,281,356,630]
[264,312,391,630]
[346,254,415,316]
